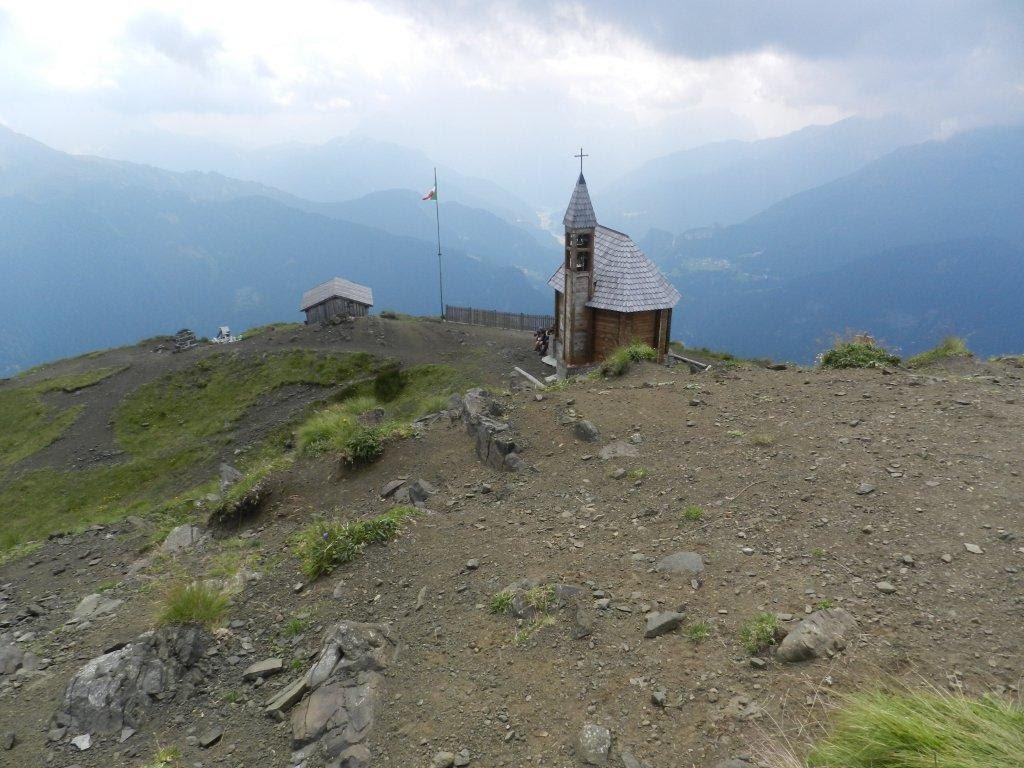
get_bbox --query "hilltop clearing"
[0,322,1022,767]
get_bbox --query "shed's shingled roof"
[562,173,597,229]
[300,277,374,311]
[548,226,681,312]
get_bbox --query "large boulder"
[776,609,857,662]
[161,524,209,554]
[286,621,395,765]
[458,389,526,471]
[70,593,123,624]
[57,625,206,733]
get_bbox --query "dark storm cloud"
[125,11,223,73]
[386,0,1023,61]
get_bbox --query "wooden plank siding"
[592,309,663,359]
[444,305,554,333]
[304,297,370,324]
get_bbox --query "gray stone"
[655,552,705,577]
[289,621,394,759]
[334,743,371,768]
[199,727,223,748]
[71,734,92,751]
[243,658,284,681]
[875,581,897,594]
[459,389,525,471]
[432,751,456,768]
[379,479,406,499]
[963,543,983,554]
[643,611,685,639]
[776,609,857,663]
[161,524,209,554]
[71,594,123,623]
[57,625,205,733]
[620,753,652,768]
[2,731,15,750]
[578,723,611,765]
[855,482,875,495]
[599,441,639,461]
[265,677,308,719]
[0,642,25,676]
[574,420,600,443]
[610,468,626,479]
[219,463,244,491]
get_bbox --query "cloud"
[125,11,222,73]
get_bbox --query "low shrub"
[739,612,781,654]
[158,581,229,628]
[800,689,1024,768]
[819,337,900,369]
[297,414,384,464]
[294,506,416,579]
[599,342,658,377]
[907,336,972,368]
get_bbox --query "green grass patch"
[751,433,775,446]
[294,506,417,580]
[687,620,711,644]
[283,615,310,637]
[599,342,658,377]
[739,612,781,654]
[143,745,183,768]
[0,366,124,471]
[0,351,374,555]
[907,336,973,368]
[819,338,901,369]
[157,581,229,628]
[242,321,303,338]
[802,689,1024,768]
[296,364,468,462]
[681,504,703,522]
[489,589,514,615]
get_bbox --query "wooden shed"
[548,174,680,369]
[300,278,374,324]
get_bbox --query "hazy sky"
[0,0,1021,189]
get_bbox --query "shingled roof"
[562,173,597,229]
[300,277,374,311]
[548,226,681,312]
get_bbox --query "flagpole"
[433,167,445,320]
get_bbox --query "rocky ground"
[2,325,1023,768]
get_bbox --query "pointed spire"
[563,173,597,229]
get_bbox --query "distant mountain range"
[0,127,552,374]
[646,126,1024,361]
[2,119,1022,372]
[98,132,538,226]
[597,116,927,233]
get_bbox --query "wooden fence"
[444,305,554,332]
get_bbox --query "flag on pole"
[421,186,437,201]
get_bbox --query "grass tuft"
[751,433,776,447]
[907,336,972,368]
[599,342,658,377]
[157,581,229,628]
[143,745,183,768]
[489,589,514,615]
[739,612,781,654]
[687,620,711,644]
[682,505,703,522]
[819,335,900,369]
[294,506,417,580]
[795,688,1024,768]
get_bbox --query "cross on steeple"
[574,147,589,174]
